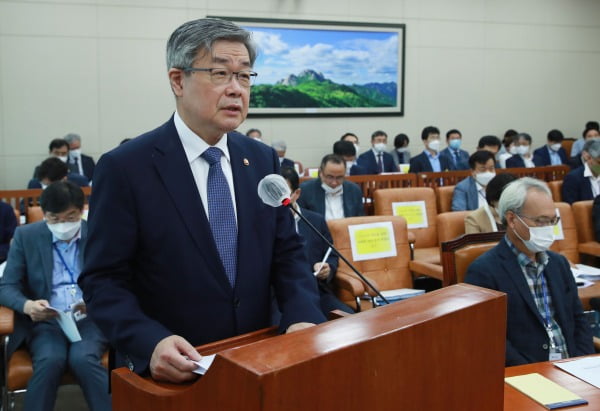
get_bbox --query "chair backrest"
[572,200,594,243]
[26,206,43,223]
[435,185,455,213]
[548,180,563,202]
[441,232,505,286]
[373,187,438,248]
[437,211,470,245]
[347,174,417,216]
[327,216,412,299]
[293,160,304,174]
[416,170,471,188]
[561,138,576,157]
[496,165,570,181]
[549,202,579,264]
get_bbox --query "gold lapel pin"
[243,158,250,166]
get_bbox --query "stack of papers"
[375,288,425,305]
[505,373,588,409]
[554,357,600,389]
[571,264,600,282]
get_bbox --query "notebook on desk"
[505,373,588,409]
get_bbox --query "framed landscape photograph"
[212,17,406,117]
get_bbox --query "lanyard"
[540,273,556,349]
[53,242,78,285]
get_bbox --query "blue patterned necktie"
[377,153,383,173]
[201,147,237,287]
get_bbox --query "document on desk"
[571,264,600,281]
[505,373,588,409]
[47,307,82,343]
[554,357,600,389]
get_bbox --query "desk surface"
[504,355,600,410]
[579,281,600,310]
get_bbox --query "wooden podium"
[112,284,507,411]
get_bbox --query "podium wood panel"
[112,284,507,411]
[504,355,600,410]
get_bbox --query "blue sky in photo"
[242,25,399,86]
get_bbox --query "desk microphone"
[257,174,389,305]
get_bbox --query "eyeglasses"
[181,67,257,88]
[518,213,560,227]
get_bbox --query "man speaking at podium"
[79,18,325,383]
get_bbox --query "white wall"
[1,0,599,189]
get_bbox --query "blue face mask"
[449,139,461,150]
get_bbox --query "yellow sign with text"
[354,227,393,255]
[392,201,428,228]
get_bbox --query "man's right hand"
[23,299,57,322]
[149,335,202,383]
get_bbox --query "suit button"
[234,298,240,308]
[542,344,548,350]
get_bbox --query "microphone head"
[257,174,292,207]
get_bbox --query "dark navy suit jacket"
[69,154,96,181]
[79,117,325,374]
[0,201,17,262]
[451,176,480,211]
[506,155,527,168]
[562,166,594,204]
[465,238,593,366]
[532,146,568,166]
[297,179,364,218]
[439,147,470,170]
[409,151,452,173]
[357,150,396,174]
[280,158,295,170]
[27,173,89,188]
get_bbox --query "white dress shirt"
[584,163,600,197]
[324,189,344,220]
[174,111,238,220]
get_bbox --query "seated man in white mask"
[451,150,496,211]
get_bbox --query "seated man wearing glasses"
[298,154,364,220]
[465,177,593,366]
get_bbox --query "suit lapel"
[152,120,228,291]
[498,240,546,326]
[315,180,326,216]
[39,225,55,295]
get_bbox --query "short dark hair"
[583,123,599,138]
[477,135,501,149]
[502,133,518,149]
[504,129,518,138]
[371,130,387,141]
[48,138,69,152]
[37,157,68,182]
[340,132,358,141]
[547,129,564,143]
[320,154,344,170]
[280,166,300,191]
[40,181,84,213]
[446,129,461,140]
[468,150,495,169]
[246,128,261,136]
[333,140,356,157]
[485,173,518,206]
[421,126,440,141]
[393,133,409,149]
[517,133,532,144]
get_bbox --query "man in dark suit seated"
[357,130,396,174]
[439,129,470,170]
[562,139,600,204]
[451,150,496,211]
[333,140,368,176]
[78,18,325,384]
[271,140,296,170]
[0,181,111,410]
[281,167,354,316]
[31,139,80,180]
[465,177,593,366]
[533,129,568,166]
[64,133,96,182]
[0,201,18,264]
[409,125,452,173]
[28,157,89,189]
[298,154,364,220]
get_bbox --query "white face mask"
[474,171,496,187]
[321,182,343,195]
[56,155,68,163]
[516,145,529,156]
[373,142,387,153]
[70,149,82,158]
[353,144,360,155]
[549,143,562,152]
[509,146,518,155]
[514,215,555,253]
[427,139,441,153]
[345,161,354,171]
[397,147,409,153]
[46,220,82,241]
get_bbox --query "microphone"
[257,174,389,305]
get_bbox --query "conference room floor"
[12,385,88,411]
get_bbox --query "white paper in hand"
[47,307,82,342]
[191,354,216,375]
